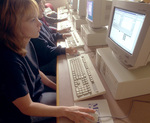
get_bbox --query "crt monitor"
[107,1,150,69]
[70,0,78,10]
[86,0,112,29]
[77,0,87,17]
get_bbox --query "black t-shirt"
[0,41,44,122]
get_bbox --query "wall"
[45,0,67,11]
[45,0,143,11]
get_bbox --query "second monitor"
[81,0,112,46]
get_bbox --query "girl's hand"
[58,27,71,33]
[64,106,95,123]
[66,47,77,55]
[62,33,71,39]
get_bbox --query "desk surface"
[57,44,150,123]
[56,7,150,123]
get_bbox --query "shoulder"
[0,45,23,63]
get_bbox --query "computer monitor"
[86,0,112,29]
[70,0,78,10]
[107,1,150,69]
[77,0,87,17]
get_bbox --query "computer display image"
[110,8,145,55]
[87,0,93,21]
[107,1,150,69]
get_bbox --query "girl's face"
[19,12,42,45]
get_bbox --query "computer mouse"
[86,112,99,123]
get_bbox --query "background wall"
[45,0,145,11]
[45,0,67,11]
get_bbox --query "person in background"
[44,1,54,11]
[0,0,95,123]
[40,0,70,33]
[41,0,69,32]
[31,0,76,77]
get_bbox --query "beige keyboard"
[67,54,106,101]
[65,31,85,48]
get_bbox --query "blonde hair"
[0,0,39,56]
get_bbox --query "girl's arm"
[39,70,56,90]
[13,94,95,123]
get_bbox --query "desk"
[57,43,150,123]
[56,6,150,122]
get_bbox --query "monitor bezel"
[107,1,150,68]
[77,0,87,17]
[86,0,112,29]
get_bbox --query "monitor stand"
[81,24,107,46]
[96,47,150,100]
[72,15,87,30]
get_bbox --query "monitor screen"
[87,1,93,21]
[109,8,145,55]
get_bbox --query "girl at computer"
[0,0,95,122]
